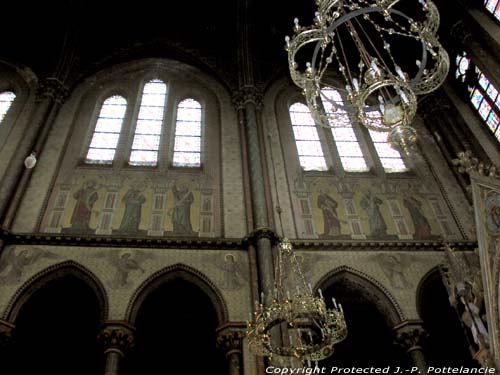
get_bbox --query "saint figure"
[317,190,341,236]
[70,181,99,231]
[171,182,194,234]
[360,191,387,237]
[119,188,146,232]
[403,197,432,239]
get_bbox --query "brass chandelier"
[247,238,347,364]
[285,0,449,151]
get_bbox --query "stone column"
[217,328,246,375]
[394,321,428,375]
[97,324,135,375]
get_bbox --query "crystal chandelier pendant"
[285,0,449,150]
[246,239,347,364]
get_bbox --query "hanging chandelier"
[285,0,449,151]
[246,238,347,365]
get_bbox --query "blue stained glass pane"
[479,100,492,120]
[470,89,484,109]
[478,73,490,92]
[487,84,499,103]
[458,55,470,75]
[487,111,500,133]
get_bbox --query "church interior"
[0,0,500,373]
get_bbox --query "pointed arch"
[315,265,405,326]
[4,260,108,322]
[126,263,228,325]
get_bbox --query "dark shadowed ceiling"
[0,0,464,90]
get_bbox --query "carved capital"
[394,321,428,352]
[216,330,245,356]
[36,77,69,104]
[452,151,500,179]
[232,86,264,110]
[244,227,279,247]
[97,323,135,355]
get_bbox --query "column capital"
[97,322,135,355]
[393,320,428,352]
[244,227,279,246]
[36,77,69,104]
[232,86,264,110]
[216,323,247,356]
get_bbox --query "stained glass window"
[289,103,328,171]
[129,79,167,166]
[368,130,408,172]
[484,0,500,21]
[321,88,369,172]
[173,98,202,167]
[85,95,127,164]
[456,52,500,143]
[0,91,16,124]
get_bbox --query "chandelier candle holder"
[285,0,449,152]
[246,238,347,365]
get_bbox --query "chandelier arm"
[310,7,428,86]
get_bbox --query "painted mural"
[293,175,459,240]
[41,170,217,237]
[471,175,500,361]
[0,246,59,284]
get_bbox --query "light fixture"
[246,238,347,365]
[24,152,37,169]
[285,0,449,152]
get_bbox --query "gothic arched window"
[289,102,328,171]
[484,0,500,21]
[322,88,369,172]
[456,52,500,143]
[85,95,127,164]
[173,98,202,167]
[0,91,16,124]
[129,79,167,166]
